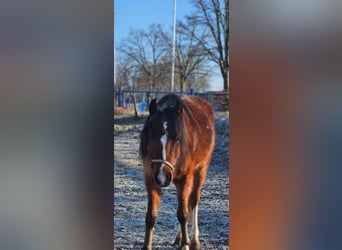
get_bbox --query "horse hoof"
[190,240,200,250]
[177,241,190,250]
[141,246,151,250]
[173,237,182,246]
[178,245,189,250]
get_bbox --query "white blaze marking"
[157,121,168,185]
[161,121,168,160]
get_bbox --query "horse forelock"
[157,94,196,122]
[156,93,180,110]
[139,117,150,159]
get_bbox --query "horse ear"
[149,99,157,115]
[175,101,183,115]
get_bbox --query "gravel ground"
[114,112,229,250]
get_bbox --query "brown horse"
[139,93,215,250]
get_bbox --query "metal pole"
[171,0,177,92]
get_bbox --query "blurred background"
[231,0,342,250]
[0,1,113,250]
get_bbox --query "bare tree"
[177,19,207,92]
[189,0,229,91]
[114,58,134,89]
[186,69,211,92]
[118,24,169,90]
[162,18,209,92]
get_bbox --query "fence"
[114,87,229,112]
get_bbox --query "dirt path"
[114,113,229,250]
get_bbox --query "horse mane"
[139,116,153,159]
[139,94,195,163]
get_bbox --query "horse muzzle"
[151,159,174,187]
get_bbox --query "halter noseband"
[151,159,175,172]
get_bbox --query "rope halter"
[151,159,175,172]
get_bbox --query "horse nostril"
[154,173,160,185]
[154,171,172,187]
[161,173,172,187]
[166,173,172,185]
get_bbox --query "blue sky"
[114,0,223,90]
[115,0,193,42]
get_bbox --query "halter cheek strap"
[151,159,175,172]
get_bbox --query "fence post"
[146,91,150,107]
[118,86,123,106]
[189,88,194,95]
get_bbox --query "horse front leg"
[189,201,200,250]
[142,185,161,250]
[175,180,192,250]
[189,166,209,250]
[173,203,193,247]
[173,224,182,246]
